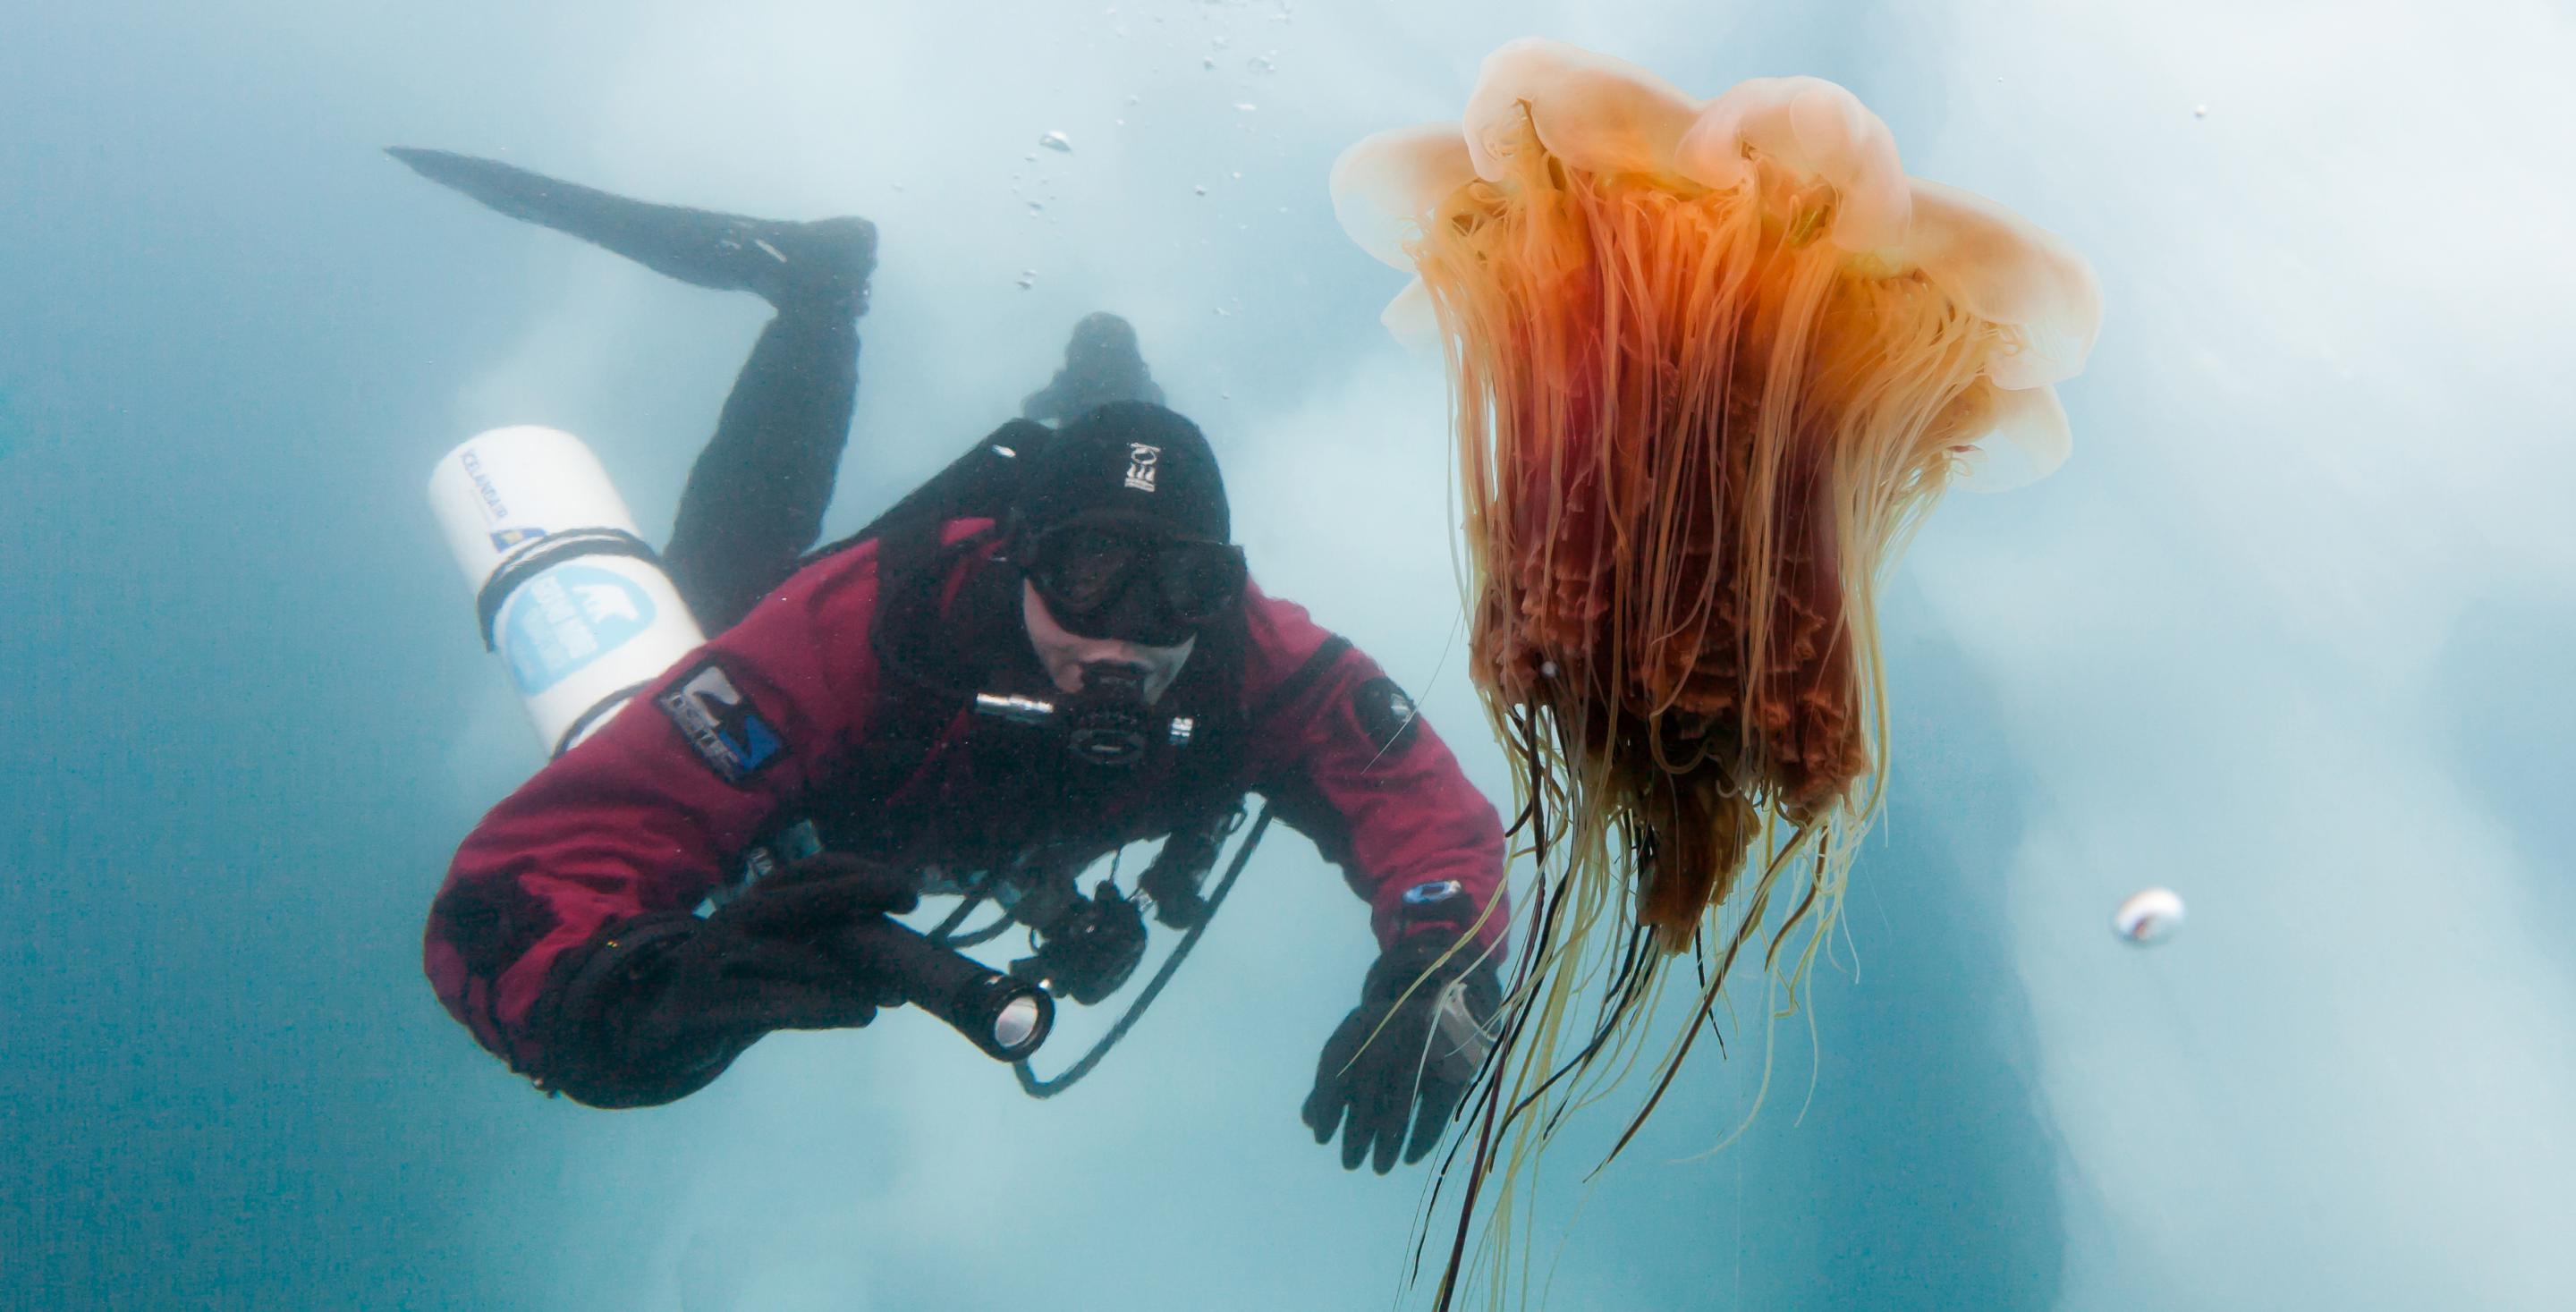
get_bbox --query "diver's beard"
[1021,583,1194,701]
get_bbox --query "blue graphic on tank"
[499,564,655,695]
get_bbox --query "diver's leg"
[663,302,861,632]
[394,147,877,630]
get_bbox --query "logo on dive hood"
[1123,442,1161,493]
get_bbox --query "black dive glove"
[538,854,919,1107]
[1301,931,1501,1173]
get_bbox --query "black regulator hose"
[1013,805,1274,1097]
[847,919,1055,1062]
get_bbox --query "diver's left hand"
[1302,934,1500,1173]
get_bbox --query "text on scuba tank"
[462,448,511,523]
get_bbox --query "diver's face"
[1021,583,1194,701]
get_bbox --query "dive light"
[855,919,1055,1062]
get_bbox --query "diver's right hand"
[538,856,923,1107]
[640,854,923,1043]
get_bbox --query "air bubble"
[2112,888,2186,946]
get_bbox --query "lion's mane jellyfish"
[1332,38,2098,1301]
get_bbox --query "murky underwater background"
[4,2,2571,1308]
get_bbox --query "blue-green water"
[0,390,22,463]
[5,3,2570,1309]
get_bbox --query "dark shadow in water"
[1580,581,2068,1311]
[1733,582,2068,1309]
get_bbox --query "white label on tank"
[500,564,657,694]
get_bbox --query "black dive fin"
[386,147,875,312]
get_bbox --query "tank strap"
[801,420,1048,570]
[828,523,1001,819]
[476,528,663,652]
[869,523,990,685]
[552,680,654,758]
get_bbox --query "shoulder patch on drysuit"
[657,660,784,783]
[1352,676,1420,759]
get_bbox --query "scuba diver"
[400,150,1508,1173]
[1020,310,1165,424]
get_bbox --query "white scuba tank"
[427,426,707,757]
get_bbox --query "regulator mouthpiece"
[969,662,1198,769]
[1066,663,1151,766]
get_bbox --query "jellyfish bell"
[1895,180,2105,390]
[1328,126,1472,353]
[1377,277,1441,352]
[1460,38,1698,180]
[1945,377,2075,492]
[1674,75,1911,250]
[1330,75,2100,495]
[1327,123,1472,270]
[1329,38,2101,1308]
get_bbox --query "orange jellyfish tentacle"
[1340,55,2094,1308]
[1434,123,1972,1097]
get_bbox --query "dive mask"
[1022,519,1246,647]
